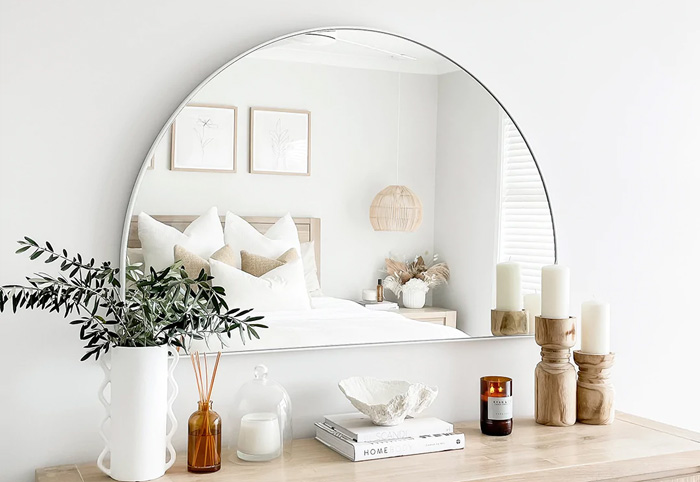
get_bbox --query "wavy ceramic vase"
[338,377,438,426]
[97,346,179,481]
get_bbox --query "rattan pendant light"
[369,73,423,232]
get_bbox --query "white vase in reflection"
[402,289,427,309]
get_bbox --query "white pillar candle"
[523,293,541,334]
[581,300,610,354]
[496,262,523,311]
[541,264,570,319]
[237,412,281,457]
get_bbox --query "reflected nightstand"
[397,307,457,328]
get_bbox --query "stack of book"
[356,300,399,311]
[315,413,464,461]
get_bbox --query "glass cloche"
[229,365,292,462]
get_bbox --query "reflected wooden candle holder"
[534,316,577,426]
[573,351,615,425]
[491,309,529,336]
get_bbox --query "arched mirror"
[123,28,556,353]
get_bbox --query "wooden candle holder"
[491,309,529,336]
[534,316,577,426]
[573,351,615,425]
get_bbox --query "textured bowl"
[338,377,438,426]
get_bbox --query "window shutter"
[498,115,555,293]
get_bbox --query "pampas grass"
[383,252,450,296]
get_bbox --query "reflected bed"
[192,296,467,352]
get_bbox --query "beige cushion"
[240,248,298,277]
[211,244,237,266]
[174,244,237,279]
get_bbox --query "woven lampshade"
[369,185,423,232]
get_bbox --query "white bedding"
[192,296,467,352]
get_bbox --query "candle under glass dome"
[229,365,292,462]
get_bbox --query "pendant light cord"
[396,72,401,185]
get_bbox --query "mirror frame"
[120,26,558,353]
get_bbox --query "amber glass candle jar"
[188,401,222,473]
[480,376,513,436]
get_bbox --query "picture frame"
[250,107,311,176]
[171,104,237,172]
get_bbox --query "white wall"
[2,1,700,481]
[433,71,501,335]
[134,58,438,299]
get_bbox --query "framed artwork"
[171,104,237,172]
[250,107,311,176]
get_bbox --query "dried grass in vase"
[383,252,450,297]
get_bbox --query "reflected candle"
[237,413,281,461]
[541,264,570,319]
[496,262,522,311]
[581,300,610,354]
[523,293,541,334]
[480,376,513,436]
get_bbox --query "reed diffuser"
[188,352,222,473]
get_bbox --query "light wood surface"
[535,316,577,426]
[36,413,700,482]
[397,306,457,328]
[574,350,616,425]
[128,215,321,277]
[491,309,528,336]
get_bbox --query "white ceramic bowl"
[338,376,438,426]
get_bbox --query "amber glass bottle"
[480,376,513,436]
[377,279,384,302]
[188,401,222,473]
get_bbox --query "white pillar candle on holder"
[523,293,541,334]
[496,261,523,311]
[581,300,610,354]
[541,264,570,319]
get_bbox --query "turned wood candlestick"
[534,316,577,426]
[491,309,529,336]
[573,351,615,425]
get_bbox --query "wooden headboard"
[128,215,321,276]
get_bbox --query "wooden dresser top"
[37,413,700,482]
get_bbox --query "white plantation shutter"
[498,115,555,293]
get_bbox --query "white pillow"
[138,207,224,272]
[210,257,311,311]
[223,212,301,268]
[300,241,322,296]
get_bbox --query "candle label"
[487,396,513,420]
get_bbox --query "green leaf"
[23,237,37,246]
[15,245,31,254]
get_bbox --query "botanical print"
[171,105,237,172]
[251,108,310,175]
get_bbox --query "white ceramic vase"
[97,346,179,481]
[402,289,427,309]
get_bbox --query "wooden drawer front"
[419,316,446,325]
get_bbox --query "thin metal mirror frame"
[120,26,558,355]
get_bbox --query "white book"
[357,301,399,311]
[315,422,464,462]
[324,412,453,442]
